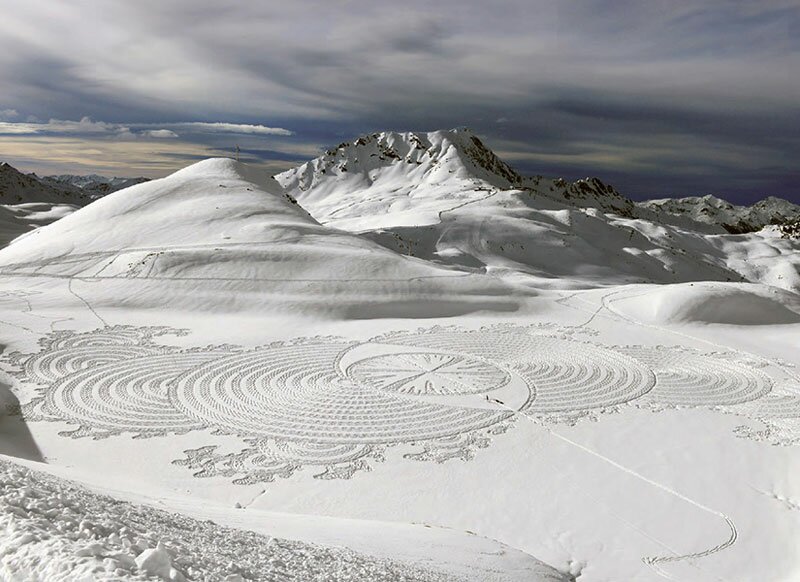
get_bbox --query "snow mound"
[609,282,800,325]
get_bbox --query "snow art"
[3,323,793,485]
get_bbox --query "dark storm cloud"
[0,0,797,201]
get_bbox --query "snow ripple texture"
[1,324,785,484]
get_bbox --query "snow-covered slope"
[0,163,95,248]
[0,158,521,314]
[3,457,568,582]
[637,194,800,234]
[0,163,147,248]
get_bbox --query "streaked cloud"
[161,123,293,136]
[0,118,292,138]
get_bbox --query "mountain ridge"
[277,129,797,235]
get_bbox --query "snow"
[0,132,798,581]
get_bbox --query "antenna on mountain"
[235,145,240,162]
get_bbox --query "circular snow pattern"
[170,343,506,444]
[374,330,655,412]
[24,346,164,385]
[45,353,219,437]
[347,351,510,395]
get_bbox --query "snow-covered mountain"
[0,162,91,205]
[277,129,800,292]
[0,163,86,247]
[637,194,800,234]
[275,129,523,230]
[0,157,520,314]
[0,162,148,205]
[0,163,148,247]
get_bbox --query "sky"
[0,0,798,203]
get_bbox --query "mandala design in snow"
[347,352,510,395]
[1,323,789,484]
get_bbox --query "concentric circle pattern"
[46,352,220,437]
[25,346,164,385]
[170,343,508,444]
[1,324,786,483]
[620,347,772,406]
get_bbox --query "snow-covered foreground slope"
[0,151,798,581]
[2,457,564,582]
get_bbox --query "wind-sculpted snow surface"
[3,322,795,487]
[0,459,463,582]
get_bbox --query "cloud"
[0,117,128,136]
[0,118,292,139]
[0,135,296,178]
[140,129,179,138]
[162,123,293,136]
[0,109,18,121]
